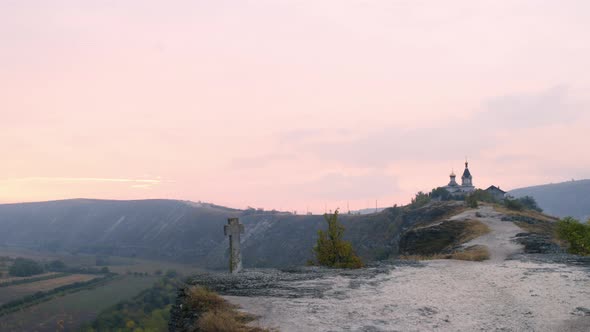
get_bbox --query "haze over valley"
[1,1,590,331]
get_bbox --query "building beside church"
[485,185,506,201]
[443,161,476,197]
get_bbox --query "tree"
[410,191,431,209]
[312,210,363,269]
[47,260,66,271]
[165,269,178,278]
[430,187,452,201]
[503,195,543,212]
[469,189,496,203]
[503,197,524,211]
[517,196,543,212]
[9,258,44,277]
[466,194,479,208]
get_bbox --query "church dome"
[462,161,472,179]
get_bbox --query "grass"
[459,220,491,243]
[491,203,562,245]
[400,245,490,262]
[185,286,270,332]
[450,245,490,261]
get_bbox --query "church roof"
[462,168,471,178]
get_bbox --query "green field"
[0,275,158,331]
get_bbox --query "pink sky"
[1,1,589,213]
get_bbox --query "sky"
[1,0,589,213]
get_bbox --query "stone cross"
[224,218,245,273]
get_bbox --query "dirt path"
[452,205,524,261]
[226,206,590,331]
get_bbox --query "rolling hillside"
[0,199,462,269]
[510,179,590,221]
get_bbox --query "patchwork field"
[0,274,98,305]
[0,247,203,331]
[0,272,60,284]
[0,275,158,331]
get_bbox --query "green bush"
[557,217,590,256]
[312,210,363,269]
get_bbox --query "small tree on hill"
[410,191,431,209]
[557,217,590,256]
[313,210,363,269]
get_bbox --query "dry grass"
[450,245,490,261]
[459,220,491,243]
[492,204,559,223]
[491,203,560,242]
[400,245,490,262]
[185,286,270,332]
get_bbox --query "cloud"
[269,85,584,168]
[229,153,295,169]
[476,85,579,128]
[1,177,161,185]
[289,171,398,201]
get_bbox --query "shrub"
[466,194,478,208]
[312,210,363,269]
[557,217,590,255]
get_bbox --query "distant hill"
[0,199,462,269]
[510,180,590,221]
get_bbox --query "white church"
[443,161,507,200]
[444,161,476,196]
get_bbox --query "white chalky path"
[227,206,590,331]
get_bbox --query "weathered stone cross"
[224,218,245,273]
